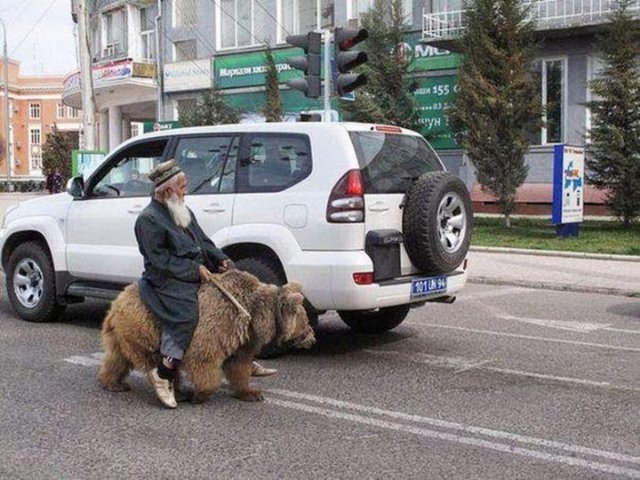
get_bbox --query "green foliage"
[42,125,73,182]
[181,88,241,127]
[586,0,640,228]
[447,0,541,227]
[262,43,283,122]
[340,0,421,131]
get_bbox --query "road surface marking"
[415,323,640,352]
[496,314,611,332]
[64,352,640,477]
[266,397,640,478]
[364,349,640,393]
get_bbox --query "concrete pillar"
[99,111,109,152]
[121,115,132,142]
[108,105,122,151]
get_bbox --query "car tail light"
[326,169,365,223]
[353,272,374,285]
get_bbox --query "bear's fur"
[98,269,315,403]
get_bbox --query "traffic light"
[285,32,322,98]
[333,28,368,96]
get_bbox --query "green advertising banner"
[72,150,107,178]
[413,75,459,150]
[143,121,181,133]
[224,89,329,118]
[215,48,305,89]
[402,32,462,73]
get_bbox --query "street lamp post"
[0,18,11,187]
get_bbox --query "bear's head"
[275,282,316,350]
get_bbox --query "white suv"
[0,122,472,333]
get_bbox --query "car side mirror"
[66,176,85,199]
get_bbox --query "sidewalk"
[468,248,640,297]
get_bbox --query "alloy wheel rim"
[437,192,467,253]
[13,258,44,309]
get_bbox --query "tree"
[586,0,640,228]
[42,125,73,182]
[340,0,421,131]
[447,0,541,228]
[261,43,283,122]
[181,88,241,127]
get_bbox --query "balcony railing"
[423,0,640,40]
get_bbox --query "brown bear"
[98,269,315,404]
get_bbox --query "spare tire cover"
[402,171,473,274]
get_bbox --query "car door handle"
[368,202,389,212]
[127,205,143,214]
[203,204,226,213]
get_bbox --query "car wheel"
[6,241,66,323]
[338,304,411,334]
[402,172,473,274]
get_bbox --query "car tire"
[6,241,66,323]
[338,304,411,334]
[402,172,473,274]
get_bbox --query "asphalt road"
[1,281,639,479]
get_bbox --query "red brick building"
[0,59,81,186]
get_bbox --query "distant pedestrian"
[51,168,63,194]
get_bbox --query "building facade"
[63,0,638,213]
[422,0,640,214]
[1,59,82,185]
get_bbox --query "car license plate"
[411,275,448,298]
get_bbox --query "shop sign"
[413,75,459,150]
[94,60,133,85]
[552,145,585,225]
[143,121,181,133]
[399,32,461,72]
[133,62,156,79]
[64,72,81,92]
[214,48,303,89]
[164,59,212,92]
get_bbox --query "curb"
[470,246,640,263]
[468,276,640,298]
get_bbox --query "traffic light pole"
[323,30,331,122]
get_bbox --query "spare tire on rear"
[402,172,472,274]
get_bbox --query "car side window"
[237,134,312,193]
[91,139,168,198]
[173,135,239,195]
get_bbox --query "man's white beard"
[166,194,192,229]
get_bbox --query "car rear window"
[349,132,444,193]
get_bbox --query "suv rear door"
[349,128,444,275]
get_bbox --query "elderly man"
[135,160,276,409]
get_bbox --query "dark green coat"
[134,199,227,353]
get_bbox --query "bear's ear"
[277,289,304,338]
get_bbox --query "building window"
[218,0,276,49]
[29,127,42,170]
[67,106,80,118]
[140,7,156,61]
[174,0,197,27]
[57,103,66,119]
[29,103,41,119]
[174,39,197,61]
[176,99,198,122]
[531,58,565,145]
[102,8,126,58]
[347,0,412,24]
[279,0,335,42]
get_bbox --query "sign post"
[552,145,584,237]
